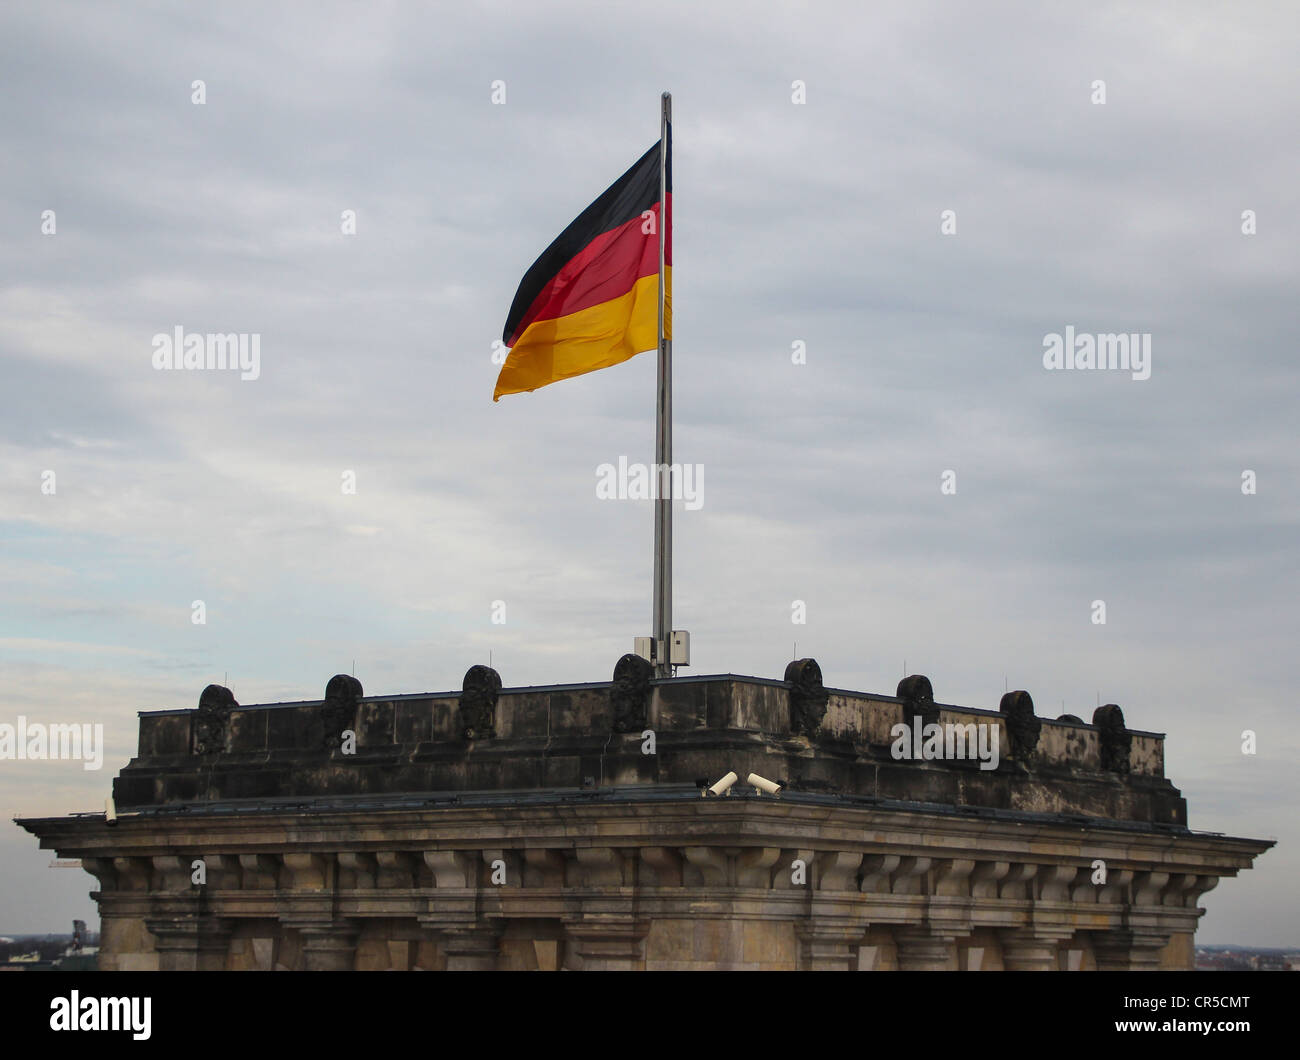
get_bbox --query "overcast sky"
[1,1,1296,946]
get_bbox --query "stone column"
[892,928,958,971]
[929,859,976,941]
[1092,930,1170,971]
[999,928,1072,971]
[289,922,360,971]
[83,858,144,970]
[797,850,870,970]
[796,924,863,971]
[1097,870,1178,970]
[145,917,234,971]
[441,926,504,970]
[562,920,647,971]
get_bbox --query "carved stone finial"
[1057,714,1083,724]
[322,674,363,750]
[611,654,653,733]
[192,684,237,755]
[999,690,1041,766]
[460,665,501,741]
[1093,703,1131,773]
[896,674,939,731]
[785,658,829,737]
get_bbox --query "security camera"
[707,771,738,797]
[747,773,782,796]
[105,797,117,827]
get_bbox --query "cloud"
[1,0,1296,944]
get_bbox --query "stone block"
[743,920,794,964]
[692,919,743,964]
[647,918,694,962]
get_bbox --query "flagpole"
[653,92,672,678]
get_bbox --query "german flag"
[494,132,671,401]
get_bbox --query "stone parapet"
[115,672,1183,825]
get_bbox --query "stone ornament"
[1093,703,1131,773]
[611,653,653,733]
[896,674,940,731]
[321,674,363,751]
[785,658,829,737]
[460,665,502,741]
[999,690,1041,766]
[192,684,237,755]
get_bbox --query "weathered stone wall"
[22,796,1269,972]
[118,673,1183,825]
[87,912,1192,972]
[138,681,1168,775]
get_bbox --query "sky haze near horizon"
[1,0,1296,945]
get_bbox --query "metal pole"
[653,92,672,678]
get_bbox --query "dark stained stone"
[321,674,363,751]
[192,684,237,755]
[1093,703,1131,774]
[897,674,940,731]
[785,658,829,737]
[110,675,1185,828]
[460,665,501,741]
[611,654,653,733]
[999,690,1041,767]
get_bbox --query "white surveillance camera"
[747,773,782,795]
[707,771,738,797]
[105,797,117,826]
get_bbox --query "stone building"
[20,659,1271,970]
